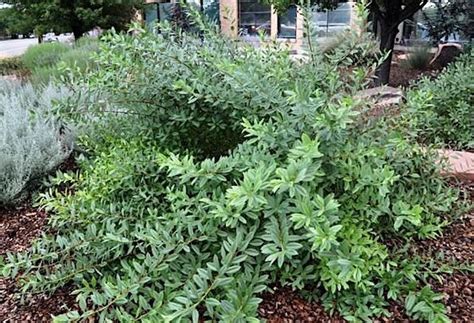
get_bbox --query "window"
[278,5,297,38]
[238,0,271,38]
[313,1,353,37]
[203,0,220,23]
[144,2,172,28]
[144,4,158,28]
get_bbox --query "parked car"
[43,32,58,42]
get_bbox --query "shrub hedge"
[22,42,71,71]
[0,57,26,76]
[404,49,474,150]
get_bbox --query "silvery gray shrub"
[0,81,74,205]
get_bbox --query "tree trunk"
[375,22,398,86]
[72,26,83,41]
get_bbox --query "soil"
[0,154,80,322]
[258,286,344,322]
[389,51,441,88]
[0,202,47,255]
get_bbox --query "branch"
[396,0,429,27]
[382,0,428,35]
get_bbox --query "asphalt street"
[0,38,38,58]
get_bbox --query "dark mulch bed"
[0,154,79,322]
[389,51,441,88]
[0,203,78,321]
[0,203,47,255]
[258,286,344,322]
[0,279,76,322]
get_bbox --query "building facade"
[144,0,357,49]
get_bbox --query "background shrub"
[22,42,71,71]
[0,81,74,205]
[401,45,433,70]
[404,49,474,150]
[21,38,99,86]
[0,57,26,76]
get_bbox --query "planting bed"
[389,51,440,88]
[0,183,472,322]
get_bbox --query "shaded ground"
[0,203,78,321]
[389,51,440,88]
[0,202,47,255]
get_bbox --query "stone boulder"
[430,43,463,68]
[356,86,404,107]
[438,149,474,182]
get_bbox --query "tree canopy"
[3,0,143,40]
[0,6,34,37]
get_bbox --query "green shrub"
[58,48,98,74]
[0,81,74,205]
[29,65,61,85]
[23,40,98,86]
[404,49,474,150]
[402,46,433,70]
[0,57,26,75]
[22,42,71,71]
[3,5,458,322]
[74,36,100,52]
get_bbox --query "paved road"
[0,38,38,58]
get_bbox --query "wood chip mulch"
[0,204,78,322]
[385,183,474,322]
[0,202,48,256]
[258,286,344,322]
[0,278,76,322]
[389,51,441,88]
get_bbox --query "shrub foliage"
[401,45,432,71]
[3,6,460,322]
[0,82,73,205]
[22,42,71,71]
[21,39,99,86]
[404,49,474,150]
[0,57,26,76]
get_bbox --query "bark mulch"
[389,51,440,88]
[0,279,76,322]
[0,202,47,255]
[0,203,78,321]
[258,286,344,323]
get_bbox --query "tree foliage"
[3,0,143,39]
[422,0,473,43]
[0,7,34,36]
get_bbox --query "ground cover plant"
[0,81,74,205]
[403,49,474,150]
[1,3,467,322]
[401,45,433,71]
[0,57,26,76]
